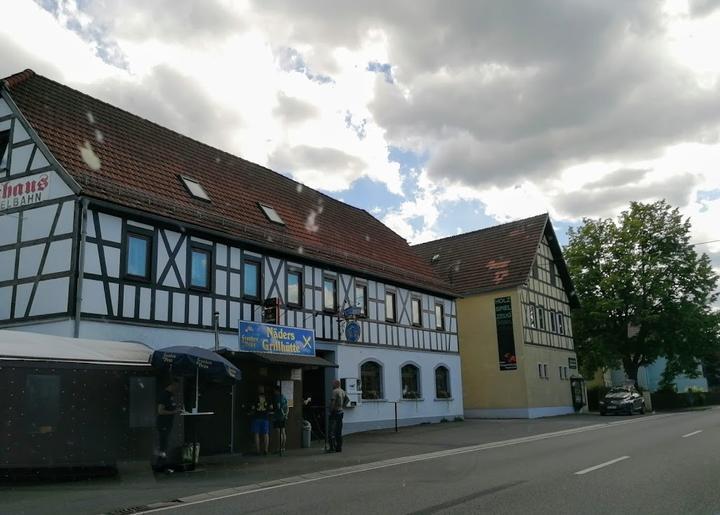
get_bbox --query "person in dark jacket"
[251,385,271,455]
[157,378,182,470]
[328,379,347,452]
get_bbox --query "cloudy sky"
[2,0,719,270]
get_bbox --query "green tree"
[565,200,719,385]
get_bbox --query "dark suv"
[599,386,646,415]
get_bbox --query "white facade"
[0,92,463,433]
[0,95,78,324]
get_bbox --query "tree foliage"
[565,200,720,384]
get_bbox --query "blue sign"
[239,321,316,356]
[345,321,361,343]
[343,306,363,318]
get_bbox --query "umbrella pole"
[195,367,199,412]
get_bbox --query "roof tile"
[413,214,548,295]
[3,70,453,296]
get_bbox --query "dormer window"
[180,175,210,201]
[259,203,285,225]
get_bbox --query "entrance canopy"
[221,350,337,368]
[0,330,153,366]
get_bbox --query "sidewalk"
[0,413,628,515]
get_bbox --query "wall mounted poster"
[495,296,517,371]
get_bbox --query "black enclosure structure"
[0,330,155,476]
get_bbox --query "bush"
[650,390,715,410]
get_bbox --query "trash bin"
[301,420,312,448]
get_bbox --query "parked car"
[599,386,645,415]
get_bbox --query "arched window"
[361,361,383,400]
[401,363,421,399]
[435,366,451,399]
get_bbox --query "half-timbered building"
[0,70,462,444]
[414,214,586,418]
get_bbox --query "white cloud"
[1,0,719,280]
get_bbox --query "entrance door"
[302,350,334,440]
[570,378,586,411]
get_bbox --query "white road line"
[682,430,703,438]
[135,414,675,513]
[574,456,630,475]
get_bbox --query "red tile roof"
[413,214,550,296]
[2,69,454,296]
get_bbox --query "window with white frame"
[189,244,212,290]
[549,310,557,333]
[435,366,451,399]
[385,291,396,322]
[125,228,153,281]
[355,283,368,317]
[287,269,302,307]
[528,304,536,328]
[243,259,260,300]
[557,312,565,335]
[361,361,383,400]
[323,277,337,312]
[411,298,422,327]
[401,363,421,399]
[435,303,445,330]
[537,306,546,330]
[539,363,550,379]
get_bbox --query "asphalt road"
[142,409,720,515]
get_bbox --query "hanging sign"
[239,321,315,356]
[495,296,517,371]
[345,321,361,343]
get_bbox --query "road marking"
[682,430,703,438]
[133,414,676,513]
[574,456,630,475]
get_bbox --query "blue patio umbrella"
[151,346,240,411]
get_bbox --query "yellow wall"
[458,287,577,412]
[523,345,574,408]
[458,288,529,410]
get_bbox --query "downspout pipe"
[73,198,89,338]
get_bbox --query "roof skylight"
[259,203,285,225]
[180,175,210,201]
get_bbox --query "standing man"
[328,379,347,452]
[272,384,289,455]
[251,385,271,455]
[157,378,182,471]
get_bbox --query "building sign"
[0,174,50,211]
[568,357,577,369]
[494,296,517,371]
[345,321,361,343]
[239,321,315,356]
